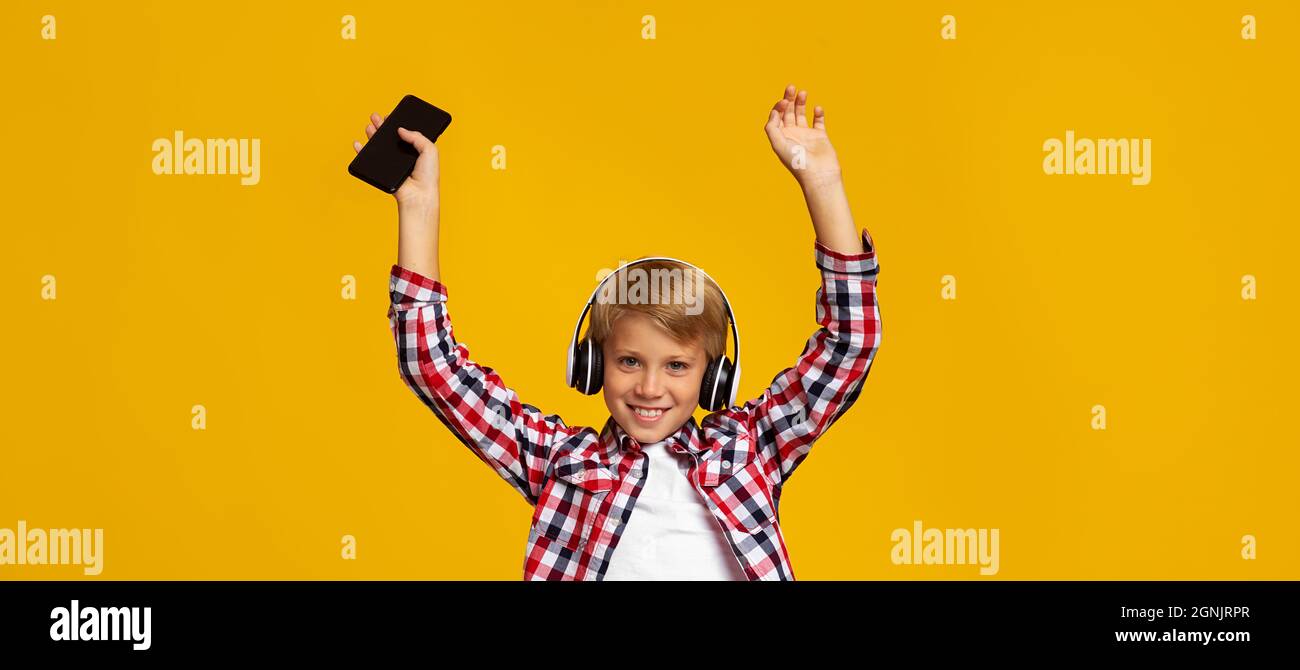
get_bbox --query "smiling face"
[601,311,707,445]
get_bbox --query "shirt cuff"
[814,228,877,275]
[389,264,448,305]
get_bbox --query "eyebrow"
[613,348,694,360]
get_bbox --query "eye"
[618,356,639,368]
[668,361,689,372]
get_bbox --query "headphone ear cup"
[587,342,603,395]
[698,358,718,411]
[713,356,734,411]
[569,338,587,391]
[572,338,603,395]
[699,356,733,411]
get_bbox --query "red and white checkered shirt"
[387,228,881,580]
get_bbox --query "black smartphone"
[348,95,452,194]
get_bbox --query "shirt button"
[722,460,732,469]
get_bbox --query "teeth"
[634,407,664,418]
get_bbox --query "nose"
[635,368,664,399]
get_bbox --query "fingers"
[364,112,385,139]
[356,111,388,153]
[794,89,808,127]
[774,99,789,126]
[781,84,797,126]
[813,105,826,131]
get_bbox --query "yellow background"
[3,1,1295,579]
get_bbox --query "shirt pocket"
[531,452,616,551]
[698,433,779,533]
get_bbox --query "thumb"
[397,127,432,153]
[763,110,786,151]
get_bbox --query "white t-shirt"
[603,438,749,581]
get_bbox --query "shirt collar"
[604,415,701,455]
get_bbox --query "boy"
[358,84,881,580]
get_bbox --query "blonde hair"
[585,258,729,361]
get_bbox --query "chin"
[622,415,677,443]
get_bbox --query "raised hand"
[763,84,842,189]
[354,112,440,215]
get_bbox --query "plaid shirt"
[387,228,880,580]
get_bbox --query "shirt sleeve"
[387,264,575,507]
[735,228,881,487]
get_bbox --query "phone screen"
[348,95,452,193]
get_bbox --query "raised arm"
[357,112,573,506]
[354,112,441,280]
[387,268,577,506]
[763,84,862,254]
[740,84,882,486]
